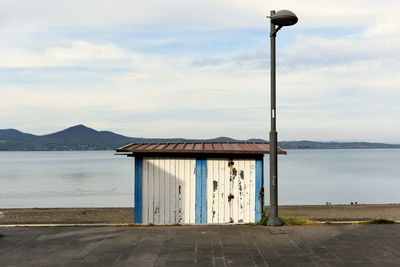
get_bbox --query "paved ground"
[1,224,400,266]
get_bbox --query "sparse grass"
[255,211,270,226]
[364,219,395,224]
[283,218,317,226]
[319,218,397,225]
[256,210,318,226]
[251,211,317,226]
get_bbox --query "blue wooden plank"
[195,159,202,223]
[135,157,143,223]
[255,158,263,222]
[195,159,208,224]
[201,159,207,224]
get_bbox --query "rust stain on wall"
[213,180,218,191]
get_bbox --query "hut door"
[141,158,196,224]
[206,159,258,223]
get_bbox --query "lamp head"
[271,10,298,27]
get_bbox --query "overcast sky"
[0,0,399,142]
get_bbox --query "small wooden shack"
[116,142,286,224]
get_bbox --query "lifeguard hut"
[116,142,286,224]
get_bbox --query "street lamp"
[267,10,298,226]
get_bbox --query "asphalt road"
[1,224,400,266]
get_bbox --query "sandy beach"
[1,204,400,224]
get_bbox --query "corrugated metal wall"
[141,158,196,224]
[207,159,257,223]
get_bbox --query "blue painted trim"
[134,157,143,224]
[195,159,202,223]
[195,159,207,224]
[201,159,207,224]
[255,158,263,222]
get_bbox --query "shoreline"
[1,204,400,224]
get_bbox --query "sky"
[0,0,399,142]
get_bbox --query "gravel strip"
[0,208,133,224]
[277,204,400,221]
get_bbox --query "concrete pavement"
[1,224,400,266]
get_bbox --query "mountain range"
[0,124,399,151]
[0,124,263,151]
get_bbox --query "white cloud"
[0,41,130,68]
[0,0,399,141]
[0,0,397,30]
[364,15,400,37]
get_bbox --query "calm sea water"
[0,150,399,208]
[278,149,400,205]
[0,151,133,208]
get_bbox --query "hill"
[0,129,36,140]
[0,125,399,151]
[0,125,264,151]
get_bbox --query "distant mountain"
[0,125,399,151]
[0,125,264,151]
[0,129,36,140]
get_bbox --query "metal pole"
[268,10,283,226]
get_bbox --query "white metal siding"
[142,158,196,224]
[207,159,256,223]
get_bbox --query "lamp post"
[268,10,298,226]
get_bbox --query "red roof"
[116,142,287,155]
